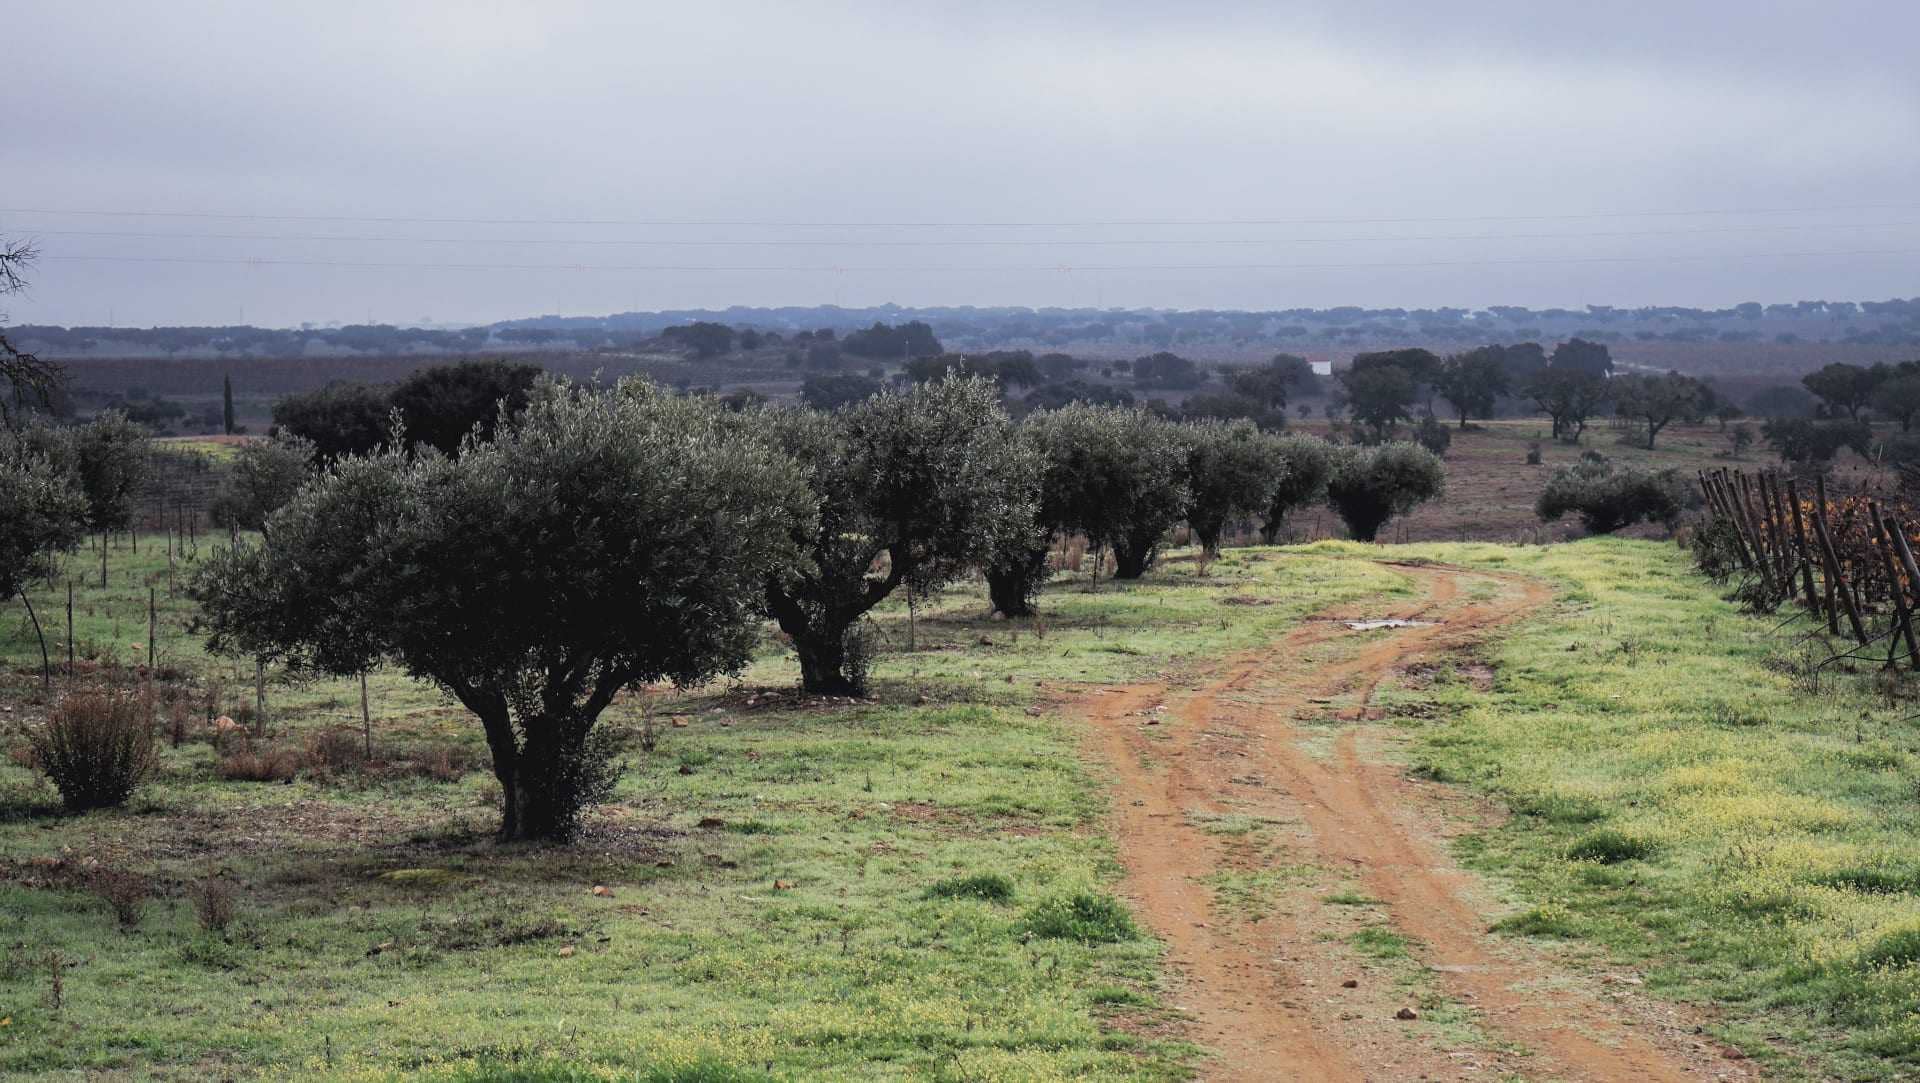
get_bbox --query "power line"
[39,247,1920,274]
[8,202,1920,229]
[14,220,1920,249]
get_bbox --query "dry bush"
[168,698,193,749]
[189,877,238,933]
[394,743,477,783]
[28,690,155,812]
[6,742,36,770]
[217,747,301,783]
[302,728,365,778]
[87,867,150,930]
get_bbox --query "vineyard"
[1695,466,1920,671]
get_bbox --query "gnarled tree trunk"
[1191,518,1225,558]
[792,628,862,695]
[1111,528,1162,579]
[985,546,1049,617]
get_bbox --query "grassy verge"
[0,541,1394,1080]
[1385,536,1920,1080]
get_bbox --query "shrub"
[28,690,155,812]
[1325,443,1445,542]
[87,866,150,929]
[398,743,477,782]
[1414,414,1452,457]
[1858,926,1920,970]
[217,747,301,783]
[1688,516,1749,583]
[209,434,315,531]
[1021,891,1140,943]
[1565,829,1658,864]
[190,877,238,933]
[925,872,1016,903]
[302,727,366,777]
[1535,459,1687,534]
[1490,903,1580,938]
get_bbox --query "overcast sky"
[4,1,1917,327]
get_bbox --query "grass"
[10,523,1920,1078]
[924,873,1016,904]
[0,537,1400,1080]
[1388,535,1920,1079]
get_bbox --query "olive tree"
[23,411,151,535]
[983,423,1055,617]
[191,378,812,841]
[209,434,315,531]
[1326,442,1445,542]
[1258,434,1335,543]
[1535,459,1685,534]
[1002,404,1189,582]
[0,438,89,682]
[1183,420,1289,556]
[1611,371,1710,449]
[390,359,541,455]
[763,376,1035,693]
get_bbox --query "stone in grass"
[1395,1006,1419,1021]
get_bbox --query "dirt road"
[1078,560,1757,1082]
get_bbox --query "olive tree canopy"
[0,438,88,600]
[191,377,814,841]
[1258,434,1335,544]
[1183,419,1289,556]
[763,376,1036,693]
[1020,404,1190,580]
[1326,442,1445,543]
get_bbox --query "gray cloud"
[4,0,1916,325]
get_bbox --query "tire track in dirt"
[1075,560,1758,1082]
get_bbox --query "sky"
[3,0,1917,327]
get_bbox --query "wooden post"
[1759,473,1793,585]
[254,660,266,737]
[1784,479,1820,611]
[65,580,74,677]
[20,591,50,692]
[1885,516,1920,668]
[360,671,373,759]
[145,587,157,734]
[1811,485,1869,644]
[1709,474,1757,570]
[1731,472,1778,595]
[99,531,108,589]
[1811,477,1840,634]
[1868,502,1919,667]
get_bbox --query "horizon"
[12,291,1920,335]
[6,1,1917,326]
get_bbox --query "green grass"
[1346,927,1411,960]
[924,873,1016,904]
[1020,892,1141,944]
[12,528,1919,1078]
[0,538,1406,1080]
[1388,536,1920,1080]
